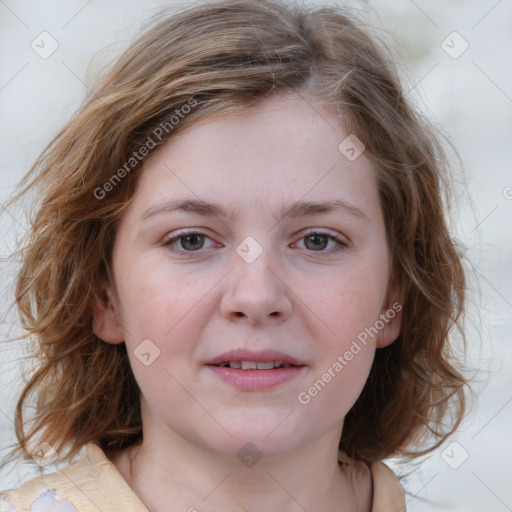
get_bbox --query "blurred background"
[0,0,511,510]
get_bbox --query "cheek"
[300,261,387,349]
[117,255,215,341]
[297,344,375,425]
[297,272,381,416]
[303,259,388,412]
[117,262,215,408]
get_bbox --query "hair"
[3,0,468,467]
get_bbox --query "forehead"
[129,91,381,223]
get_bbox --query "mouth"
[204,349,307,390]
[210,360,297,370]
[205,348,306,367]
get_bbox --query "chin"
[193,416,308,460]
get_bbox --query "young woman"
[1,1,468,510]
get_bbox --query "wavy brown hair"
[3,0,468,467]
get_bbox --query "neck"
[110,426,371,512]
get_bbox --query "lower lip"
[205,365,306,390]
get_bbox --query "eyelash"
[162,230,349,257]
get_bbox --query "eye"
[162,231,218,254]
[162,229,348,257]
[295,231,348,253]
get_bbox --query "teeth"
[218,361,290,370]
[256,361,274,370]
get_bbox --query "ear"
[91,285,125,344]
[376,282,405,349]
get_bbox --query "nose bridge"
[220,235,292,323]
[235,240,277,288]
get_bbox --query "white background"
[1,1,511,510]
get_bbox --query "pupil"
[182,234,203,250]
[306,235,327,250]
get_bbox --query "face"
[93,90,402,459]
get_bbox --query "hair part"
[4,0,468,467]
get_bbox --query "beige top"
[1,443,405,511]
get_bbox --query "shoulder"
[0,444,147,512]
[0,450,91,512]
[337,451,405,512]
[369,460,405,512]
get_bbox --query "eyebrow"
[141,198,368,222]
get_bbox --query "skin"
[92,90,403,512]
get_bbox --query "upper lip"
[205,349,306,366]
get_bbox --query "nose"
[220,245,293,325]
